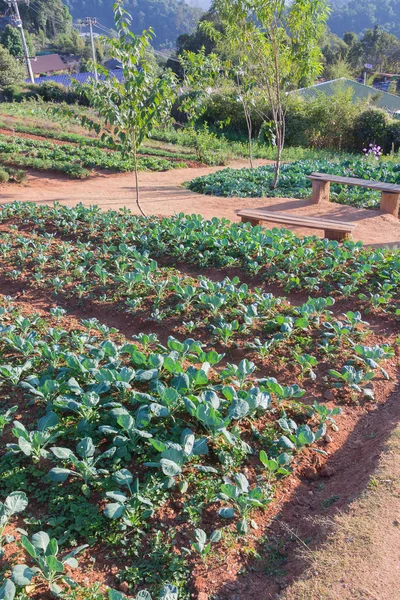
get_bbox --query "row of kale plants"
[1,202,399,310]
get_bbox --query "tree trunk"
[133,147,146,217]
[271,140,282,189]
[248,133,254,169]
[243,102,253,168]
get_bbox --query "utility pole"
[85,17,98,82]
[6,0,35,84]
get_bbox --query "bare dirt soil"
[281,424,400,600]
[1,164,399,247]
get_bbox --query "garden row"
[187,157,400,211]
[1,202,398,305]
[0,134,187,179]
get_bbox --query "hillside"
[65,0,204,48]
[328,0,400,37]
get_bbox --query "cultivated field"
[0,201,399,599]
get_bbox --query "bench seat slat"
[308,172,400,193]
[237,209,356,232]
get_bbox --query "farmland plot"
[0,202,398,600]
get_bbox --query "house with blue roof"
[26,69,125,87]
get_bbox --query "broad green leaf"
[194,528,207,545]
[31,531,50,552]
[49,468,71,482]
[0,580,15,600]
[77,437,95,458]
[11,564,36,586]
[20,535,37,558]
[160,458,182,477]
[114,469,134,487]
[4,492,28,516]
[220,483,240,500]
[104,503,125,520]
[46,555,64,573]
[218,507,235,519]
[51,447,74,460]
[210,529,222,543]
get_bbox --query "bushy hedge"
[1,82,90,106]
[194,90,400,154]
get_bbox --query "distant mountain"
[65,0,204,48]
[328,0,400,38]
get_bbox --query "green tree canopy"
[0,45,26,86]
[1,25,34,57]
[0,0,72,39]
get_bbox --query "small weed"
[321,495,340,509]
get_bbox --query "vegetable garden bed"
[187,159,400,211]
[0,202,398,600]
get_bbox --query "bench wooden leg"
[311,179,330,204]
[241,217,262,227]
[324,229,351,242]
[380,192,400,218]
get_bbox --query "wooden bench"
[238,209,356,241]
[308,172,400,218]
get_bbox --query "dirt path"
[281,422,400,600]
[1,163,399,247]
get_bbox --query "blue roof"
[26,69,125,87]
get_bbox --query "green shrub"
[6,167,26,183]
[351,108,390,152]
[1,82,90,106]
[59,163,91,179]
[201,92,266,137]
[1,84,35,103]
[0,168,9,183]
[386,120,400,153]
[286,90,362,151]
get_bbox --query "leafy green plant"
[49,437,116,495]
[276,418,326,454]
[259,450,291,483]
[145,428,210,482]
[353,344,394,379]
[103,469,155,529]
[293,352,318,380]
[11,531,87,596]
[311,402,341,428]
[108,584,178,600]
[190,528,222,559]
[329,365,375,398]
[217,473,271,534]
[0,491,28,556]
[7,412,62,462]
[0,405,18,436]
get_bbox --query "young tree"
[211,0,330,188]
[82,1,177,216]
[178,47,224,163]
